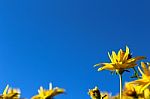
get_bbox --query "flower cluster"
[0,83,65,99]
[2,46,150,99]
[0,85,20,99]
[88,46,150,99]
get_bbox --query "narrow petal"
[129,79,148,85]
[112,51,117,63]
[123,46,129,61]
[50,88,65,97]
[3,85,9,95]
[141,62,150,76]
[94,63,100,67]
[134,56,146,61]
[117,49,122,62]
[98,64,115,71]
[125,56,145,64]
[125,58,135,63]
[39,86,44,97]
[140,82,150,93]
[119,49,124,61]
[138,67,145,76]
[49,83,52,90]
[139,69,150,81]
[94,63,112,67]
[108,52,113,63]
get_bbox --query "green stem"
[119,74,122,99]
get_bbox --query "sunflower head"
[128,62,150,94]
[123,82,150,99]
[31,83,65,99]
[95,46,145,74]
[123,83,138,97]
[88,86,101,99]
[0,85,21,99]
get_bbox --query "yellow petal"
[3,85,9,95]
[141,62,150,76]
[129,78,148,85]
[108,52,113,63]
[98,64,115,71]
[112,51,117,63]
[117,49,122,62]
[50,88,65,97]
[138,66,144,76]
[140,83,150,93]
[119,49,124,62]
[123,46,129,61]
[39,86,44,97]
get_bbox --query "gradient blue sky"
[0,0,150,99]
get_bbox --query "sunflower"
[0,85,20,99]
[88,86,109,99]
[94,46,145,99]
[123,82,143,98]
[122,82,150,99]
[95,46,145,74]
[88,86,101,99]
[31,83,65,99]
[129,62,150,94]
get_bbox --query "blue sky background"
[0,0,150,99]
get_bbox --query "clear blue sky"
[0,0,150,99]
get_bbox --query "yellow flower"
[88,86,101,99]
[122,82,150,99]
[129,62,150,93]
[88,86,109,99]
[111,82,147,99]
[31,83,65,99]
[123,83,137,97]
[123,82,144,98]
[95,46,145,73]
[0,85,20,99]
